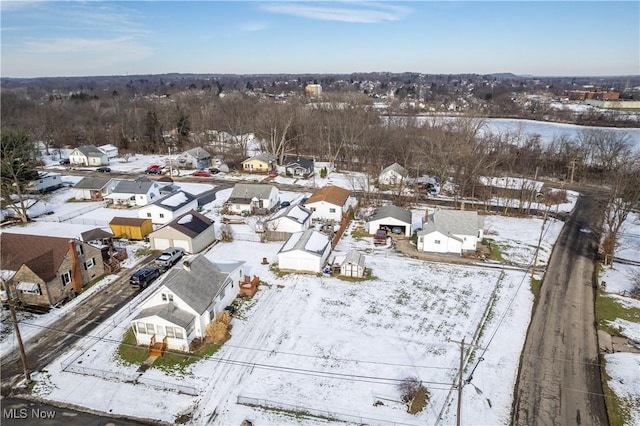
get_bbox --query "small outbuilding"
[340,250,366,278]
[277,229,331,274]
[109,217,153,240]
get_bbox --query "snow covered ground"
[22,211,561,425]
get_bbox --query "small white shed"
[340,250,366,278]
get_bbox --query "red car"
[192,170,211,177]
[146,164,161,171]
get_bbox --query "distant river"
[393,116,640,151]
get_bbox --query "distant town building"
[305,84,322,99]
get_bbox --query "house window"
[175,328,184,339]
[83,258,95,270]
[18,283,42,295]
[146,213,152,218]
[146,323,155,335]
[156,325,165,336]
[61,271,72,286]
[161,293,174,302]
[219,287,226,300]
[136,323,146,334]
[329,208,336,213]
[166,327,175,338]
[75,244,84,256]
[159,213,165,219]
[434,240,441,245]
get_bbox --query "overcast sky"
[1,1,638,78]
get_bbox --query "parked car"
[59,158,70,165]
[209,167,220,174]
[192,170,211,177]
[268,170,278,177]
[130,267,161,289]
[154,247,184,270]
[280,201,291,209]
[298,197,308,205]
[374,229,389,245]
[391,226,404,235]
[96,167,111,173]
[145,168,162,174]
[146,164,161,171]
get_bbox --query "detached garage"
[277,229,331,274]
[148,210,216,253]
[109,217,152,240]
[366,205,412,237]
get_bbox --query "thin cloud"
[23,36,151,55]
[260,1,411,24]
[240,21,269,32]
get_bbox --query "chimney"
[424,210,429,223]
[68,240,83,294]
[183,260,191,272]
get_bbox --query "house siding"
[138,201,198,225]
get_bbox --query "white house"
[277,229,331,273]
[379,162,409,186]
[366,205,413,237]
[105,177,161,207]
[226,184,279,214]
[416,209,485,255]
[131,255,245,352]
[28,172,63,193]
[304,185,356,223]
[138,191,198,225]
[69,145,109,167]
[264,204,312,234]
[340,250,366,278]
[98,144,119,159]
[148,210,216,253]
[178,147,212,170]
[5,198,53,219]
[72,177,116,201]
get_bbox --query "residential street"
[512,193,609,426]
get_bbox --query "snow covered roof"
[266,204,312,225]
[279,229,330,256]
[380,162,409,178]
[478,176,544,192]
[184,147,211,160]
[418,209,484,238]
[73,176,113,190]
[149,191,196,212]
[368,205,411,225]
[74,145,105,157]
[112,177,156,195]
[341,250,365,268]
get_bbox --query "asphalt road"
[0,253,159,396]
[512,194,609,426]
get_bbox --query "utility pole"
[567,159,576,184]
[449,338,482,426]
[1,279,31,384]
[531,204,551,280]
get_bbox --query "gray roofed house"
[284,157,314,177]
[107,177,161,207]
[181,147,212,170]
[366,204,413,237]
[416,209,485,255]
[72,176,117,201]
[134,303,195,329]
[69,144,109,167]
[113,177,155,194]
[227,183,279,214]
[130,254,246,351]
[379,162,409,186]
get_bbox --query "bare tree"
[1,131,41,223]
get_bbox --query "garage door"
[153,238,170,250]
[173,239,191,253]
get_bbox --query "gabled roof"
[266,204,312,225]
[73,176,113,190]
[162,255,242,315]
[228,184,277,203]
[380,162,409,178]
[242,153,277,164]
[418,209,484,237]
[284,157,314,170]
[109,217,150,227]
[98,144,118,151]
[342,250,365,268]
[75,145,105,157]
[134,303,195,329]
[184,147,211,160]
[163,210,214,239]
[278,229,330,256]
[148,191,196,212]
[1,233,74,282]
[112,177,155,195]
[305,185,351,207]
[368,205,412,225]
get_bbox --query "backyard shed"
[340,250,366,278]
[109,217,153,240]
[277,229,331,273]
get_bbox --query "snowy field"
[25,212,561,425]
[601,212,640,295]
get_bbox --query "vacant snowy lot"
[28,212,556,425]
